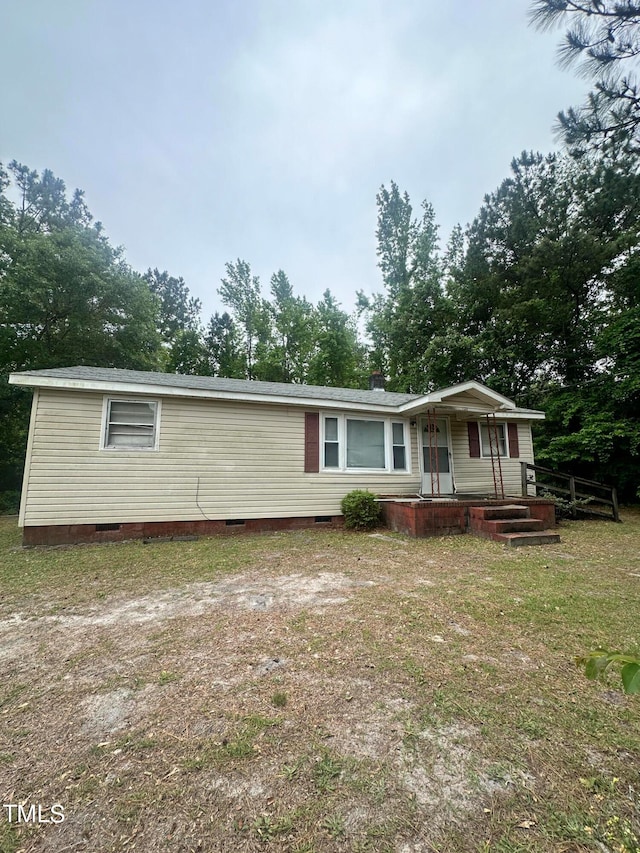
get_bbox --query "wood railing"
[520,462,620,522]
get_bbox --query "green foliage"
[577,649,640,695]
[217,264,367,387]
[359,181,449,392]
[340,490,381,531]
[143,268,205,373]
[218,259,270,380]
[267,270,316,383]
[0,161,165,509]
[529,1,640,155]
[538,490,593,520]
[205,311,245,378]
[307,290,366,388]
[451,151,640,498]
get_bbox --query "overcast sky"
[1,0,587,322]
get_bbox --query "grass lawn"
[0,511,639,852]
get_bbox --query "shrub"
[340,490,380,531]
[539,489,592,520]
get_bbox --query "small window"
[104,399,158,449]
[480,422,506,458]
[324,417,339,468]
[392,422,407,471]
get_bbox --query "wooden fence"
[520,462,620,522]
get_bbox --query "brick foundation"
[22,515,344,546]
[21,498,556,546]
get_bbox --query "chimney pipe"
[369,371,386,391]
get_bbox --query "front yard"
[0,512,639,852]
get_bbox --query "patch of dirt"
[399,723,532,829]
[1,571,376,631]
[80,688,140,737]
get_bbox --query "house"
[9,366,553,546]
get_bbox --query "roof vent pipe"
[369,371,386,392]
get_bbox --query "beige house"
[9,366,545,545]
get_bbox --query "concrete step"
[495,530,561,547]
[469,504,530,521]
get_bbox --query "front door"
[420,417,453,495]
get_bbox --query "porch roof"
[398,381,545,420]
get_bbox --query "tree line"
[0,160,366,509]
[1,0,639,507]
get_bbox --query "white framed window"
[480,421,507,458]
[321,414,410,473]
[324,416,339,468]
[392,421,407,471]
[101,398,160,450]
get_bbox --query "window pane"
[107,401,156,448]
[393,446,406,470]
[108,426,155,447]
[324,442,339,468]
[480,424,506,456]
[325,417,338,442]
[109,401,155,425]
[392,422,404,445]
[346,419,385,469]
[423,446,450,473]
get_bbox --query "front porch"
[378,496,559,546]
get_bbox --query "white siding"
[450,420,534,495]
[440,391,495,410]
[22,390,421,526]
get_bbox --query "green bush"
[340,490,380,531]
[539,489,592,520]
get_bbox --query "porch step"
[469,504,529,520]
[495,530,561,548]
[485,518,545,534]
[468,502,560,546]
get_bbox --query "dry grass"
[1,510,639,852]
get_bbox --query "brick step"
[486,518,545,534]
[471,525,560,546]
[469,504,530,521]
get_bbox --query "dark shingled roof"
[14,366,422,407]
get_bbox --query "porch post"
[569,476,577,518]
[611,487,620,522]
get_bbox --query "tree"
[0,162,163,511]
[267,270,316,383]
[143,268,204,373]
[307,290,366,388]
[143,268,202,339]
[530,1,640,153]
[359,182,450,392]
[450,149,640,496]
[218,260,270,380]
[8,159,95,234]
[0,226,161,374]
[204,311,246,377]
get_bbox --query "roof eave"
[7,373,409,414]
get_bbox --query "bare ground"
[1,520,639,852]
